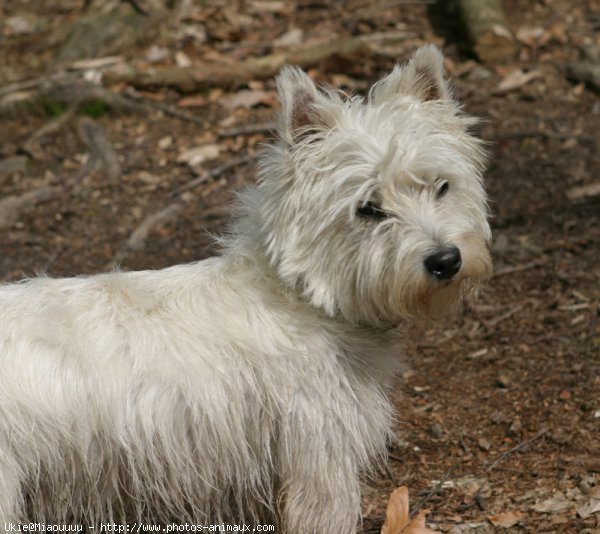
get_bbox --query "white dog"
[0,45,491,532]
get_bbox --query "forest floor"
[0,0,599,532]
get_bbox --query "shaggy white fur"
[0,45,491,532]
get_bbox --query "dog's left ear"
[371,45,452,103]
[276,66,330,145]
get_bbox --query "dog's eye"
[357,201,387,220]
[436,181,449,199]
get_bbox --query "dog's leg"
[278,419,362,533]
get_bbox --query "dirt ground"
[0,0,599,532]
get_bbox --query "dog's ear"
[276,67,329,145]
[371,45,451,103]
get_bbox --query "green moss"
[82,100,108,118]
[41,99,67,117]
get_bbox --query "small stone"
[429,423,444,439]
[496,374,512,388]
[158,136,173,150]
[478,437,491,451]
[490,411,507,424]
[559,390,572,401]
[507,419,522,437]
[549,430,570,445]
[578,479,592,494]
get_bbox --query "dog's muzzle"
[424,245,462,280]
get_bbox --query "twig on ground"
[112,202,184,267]
[458,428,550,513]
[459,429,470,454]
[122,89,207,127]
[21,102,81,158]
[219,122,277,138]
[482,428,549,476]
[126,0,149,15]
[493,131,596,144]
[410,463,457,517]
[492,260,543,278]
[495,466,540,477]
[485,303,524,329]
[0,72,77,98]
[176,154,256,195]
[531,333,569,345]
[0,187,55,229]
[77,117,122,180]
[383,464,398,487]
[103,33,409,91]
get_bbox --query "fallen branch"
[484,303,524,329]
[0,156,28,177]
[77,117,122,181]
[0,187,55,230]
[0,72,77,98]
[492,260,543,278]
[21,102,80,159]
[219,121,277,138]
[112,202,184,267]
[493,130,596,144]
[1,78,143,117]
[122,88,207,127]
[566,61,600,93]
[104,35,380,91]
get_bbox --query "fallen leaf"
[550,514,569,525]
[489,511,523,528]
[178,95,208,108]
[274,27,303,48]
[515,26,544,46]
[158,136,173,150]
[220,90,276,110]
[559,390,572,401]
[145,44,169,63]
[177,144,222,166]
[493,69,542,94]
[454,476,488,498]
[566,182,600,201]
[381,486,409,534]
[531,492,572,513]
[381,486,439,534]
[252,0,288,13]
[175,50,192,67]
[577,486,600,519]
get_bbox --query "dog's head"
[253,46,492,327]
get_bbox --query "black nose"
[424,246,462,280]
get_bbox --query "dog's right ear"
[371,45,452,104]
[276,67,329,145]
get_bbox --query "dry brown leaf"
[178,95,208,108]
[489,510,523,528]
[381,486,439,534]
[577,485,600,519]
[220,90,276,111]
[493,69,542,94]
[566,182,600,201]
[177,144,222,166]
[530,491,572,513]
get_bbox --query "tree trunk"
[457,0,517,63]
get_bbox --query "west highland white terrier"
[0,46,491,532]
